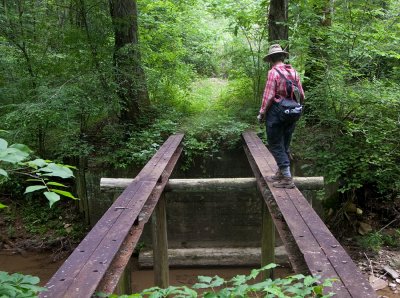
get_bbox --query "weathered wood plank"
[245,131,355,296]
[243,131,376,298]
[41,134,184,298]
[96,146,183,294]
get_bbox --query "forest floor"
[330,196,400,297]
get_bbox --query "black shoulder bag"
[274,68,303,122]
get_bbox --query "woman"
[257,44,305,189]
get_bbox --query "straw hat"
[263,44,288,62]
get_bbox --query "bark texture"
[110,0,149,123]
[268,0,288,42]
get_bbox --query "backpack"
[274,67,303,122]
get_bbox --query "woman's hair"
[268,53,286,63]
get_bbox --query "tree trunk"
[268,0,288,43]
[109,0,149,124]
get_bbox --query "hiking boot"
[266,170,284,182]
[272,177,295,189]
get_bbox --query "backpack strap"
[274,67,297,82]
[274,67,298,102]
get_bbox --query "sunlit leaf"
[50,189,77,200]
[28,159,48,168]
[0,169,8,177]
[44,191,60,208]
[9,143,33,154]
[0,138,8,150]
[38,163,74,178]
[46,181,67,187]
[24,185,47,194]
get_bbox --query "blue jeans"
[265,103,296,169]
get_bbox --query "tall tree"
[268,0,288,42]
[109,0,149,124]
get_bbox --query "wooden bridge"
[41,131,376,298]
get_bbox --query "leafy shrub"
[98,264,335,298]
[0,134,77,208]
[294,76,400,194]
[358,230,400,252]
[0,271,45,297]
[182,114,249,169]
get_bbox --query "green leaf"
[209,276,224,287]
[10,143,33,154]
[38,163,74,179]
[0,148,29,163]
[0,169,8,177]
[24,185,47,194]
[44,192,60,208]
[46,181,67,187]
[50,189,77,200]
[0,138,8,150]
[0,202,7,209]
[197,276,212,283]
[28,158,48,168]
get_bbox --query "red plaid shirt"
[259,62,305,114]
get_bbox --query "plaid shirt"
[259,62,305,114]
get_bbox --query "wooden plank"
[243,131,351,297]
[41,134,184,298]
[243,131,376,297]
[243,145,310,274]
[97,146,183,294]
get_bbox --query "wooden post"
[151,194,169,288]
[76,156,90,225]
[114,258,132,295]
[261,194,275,280]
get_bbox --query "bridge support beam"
[261,198,275,279]
[151,194,169,288]
[101,177,324,192]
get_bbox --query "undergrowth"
[98,264,336,298]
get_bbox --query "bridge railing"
[40,134,184,298]
[242,130,376,298]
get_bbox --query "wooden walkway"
[242,130,376,298]
[40,134,184,298]
[40,131,377,298]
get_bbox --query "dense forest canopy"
[0,0,399,202]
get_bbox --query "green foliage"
[0,271,45,297]
[182,114,249,169]
[291,0,400,195]
[0,134,77,208]
[357,230,400,252]
[98,264,336,298]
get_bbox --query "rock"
[383,265,399,279]
[358,222,372,235]
[369,275,388,291]
[396,278,400,284]
[389,282,396,288]
[389,256,400,270]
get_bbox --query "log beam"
[100,177,324,192]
